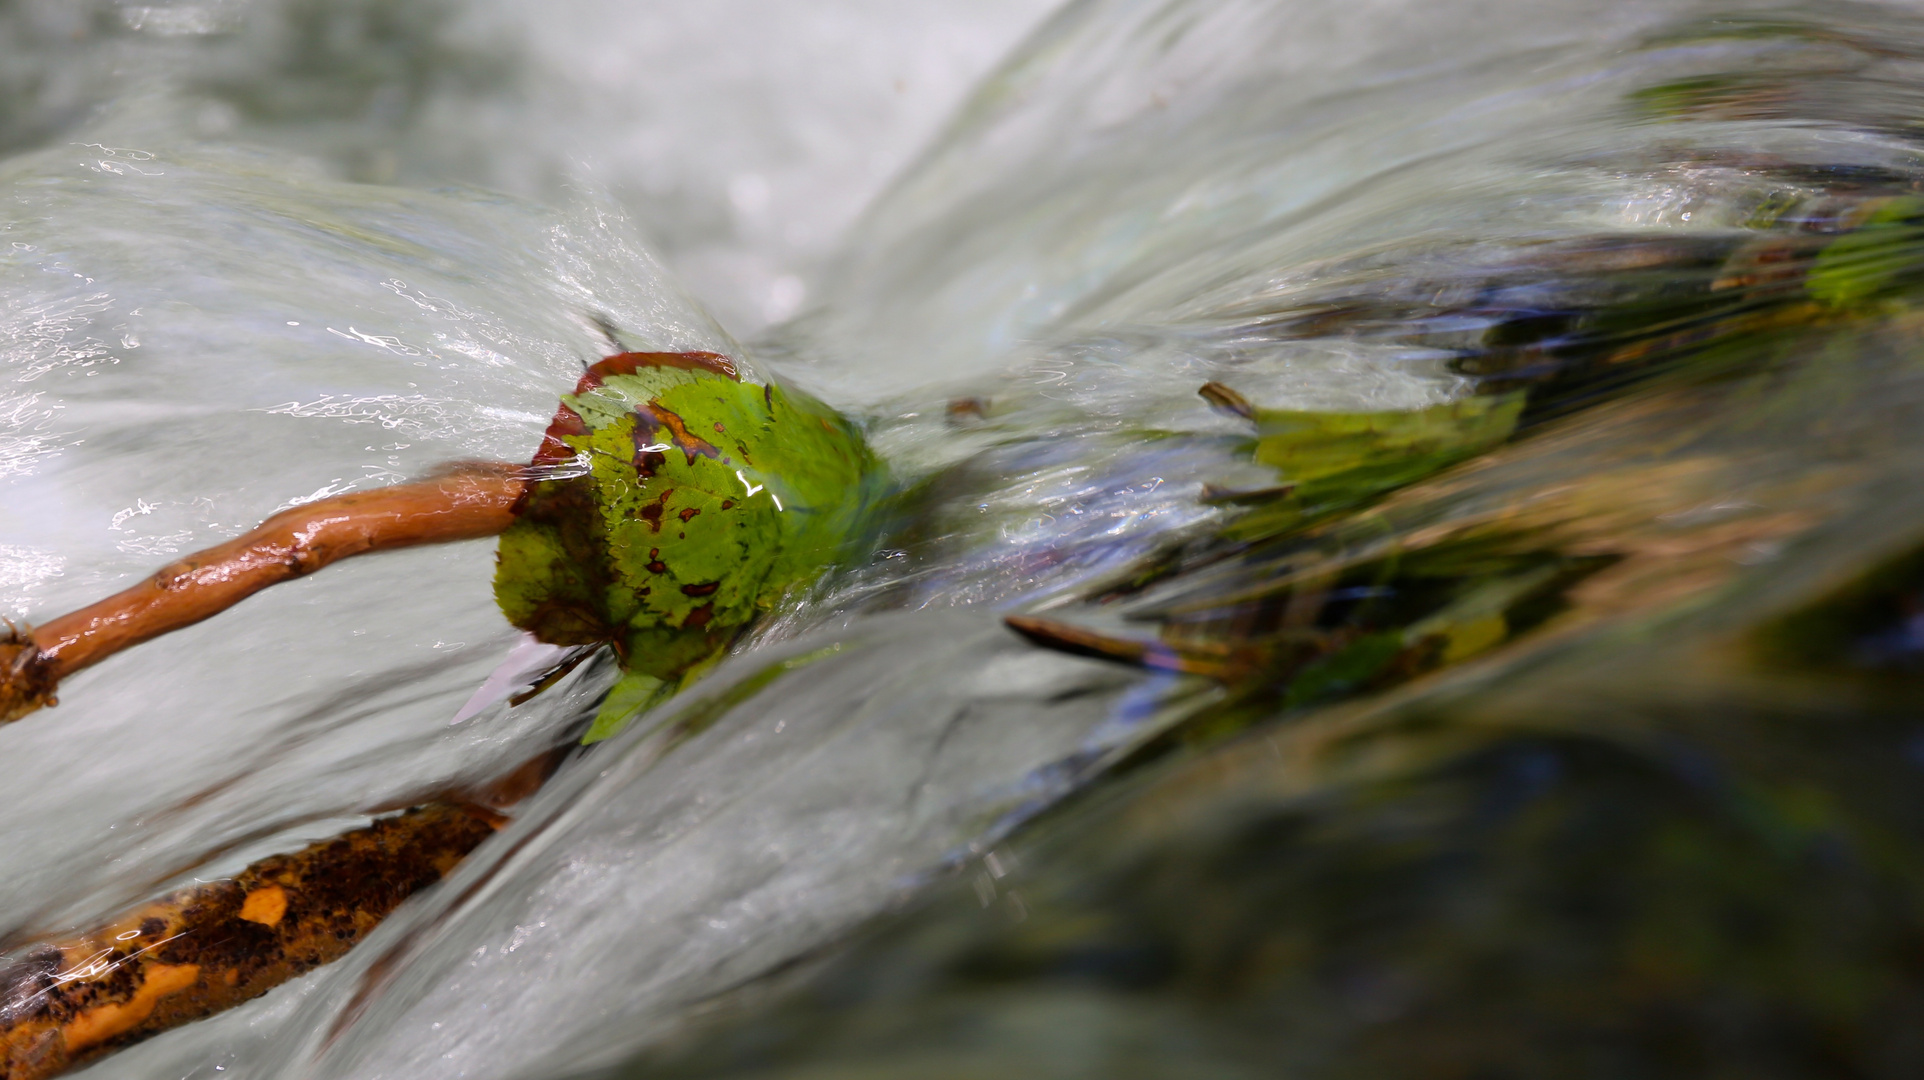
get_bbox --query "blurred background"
[0,0,1059,335]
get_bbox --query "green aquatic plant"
[1808,197,1924,308]
[0,350,884,742]
[589,219,1924,1080]
[1006,148,1924,768]
[1223,395,1524,541]
[493,351,882,740]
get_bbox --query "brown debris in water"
[0,802,502,1080]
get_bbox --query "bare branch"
[0,463,527,725]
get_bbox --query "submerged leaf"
[1808,197,1924,308]
[495,353,884,689]
[583,668,670,745]
[1226,394,1523,541]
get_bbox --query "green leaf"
[1282,631,1406,708]
[495,361,883,689]
[583,668,670,744]
[1808,197,1924,309]
[1228,395,1523,541]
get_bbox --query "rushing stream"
[7,0,1924,1077]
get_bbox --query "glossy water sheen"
[5,0,1924,1078]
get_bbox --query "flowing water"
[7,0,1924,1077]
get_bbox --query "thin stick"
[1,463,526,723]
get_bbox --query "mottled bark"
[0,803,504,1080]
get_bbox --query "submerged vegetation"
[609,227,1924,1079]
[574,11,1924,1079]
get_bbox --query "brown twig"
[1004,613,1251,680]
[0,803,507,1080]
[0,463,526,724]
[1198,381,1256,421]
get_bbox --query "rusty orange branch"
[1,463,526,724]
[0,802,507,1080]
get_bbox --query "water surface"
[5,0,1924,1077]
